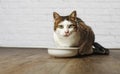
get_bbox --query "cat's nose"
[65,31,69,34]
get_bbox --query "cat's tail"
[93,42,109,55]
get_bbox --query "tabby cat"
[53,11,109,55]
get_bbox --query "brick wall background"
[0,0,120,48]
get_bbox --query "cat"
[53,10,109,55]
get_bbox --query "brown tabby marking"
[53,12,77,31]
[53,11,95,54]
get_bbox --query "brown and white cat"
[53,11,109,55]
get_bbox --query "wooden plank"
[60,55,120,74]
[0,48,119,74]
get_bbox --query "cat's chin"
[63,35,70,37]
[63,33,71,37]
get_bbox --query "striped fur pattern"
[53,11,109,55]
[53,11,94,55]
[77,20,95,54]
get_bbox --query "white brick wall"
[0,0,120,48]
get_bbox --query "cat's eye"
[68,24,74,28]
[58,25,63,29]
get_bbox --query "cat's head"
[53,11,78,37]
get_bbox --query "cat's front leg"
[79,47,93,55]
[78,39,94,55]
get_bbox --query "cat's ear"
[69,10,77,20]
[53,12,61,20]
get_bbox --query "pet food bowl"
[48,47,79,57]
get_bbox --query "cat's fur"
[53,11,109,55]
[54,19,81,47]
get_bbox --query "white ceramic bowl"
[48,47,79,57]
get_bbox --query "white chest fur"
[54,31,80,47]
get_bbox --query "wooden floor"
[0,47,120,74]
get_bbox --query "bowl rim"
[48,47,79,50]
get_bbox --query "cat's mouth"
[63,33,70,37]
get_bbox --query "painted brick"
[0,0,120,48]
